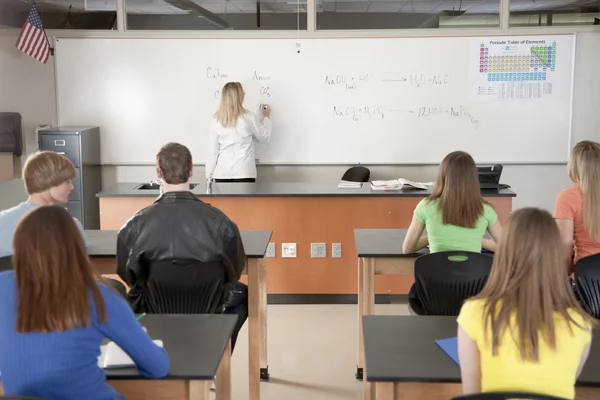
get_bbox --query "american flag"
[15,0,51,64]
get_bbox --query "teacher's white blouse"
[205,112,272,180]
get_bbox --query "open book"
[370,179,432,191]
[98,340,163,369]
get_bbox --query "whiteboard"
[55,35,575,164]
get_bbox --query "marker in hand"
[260,104,271,118]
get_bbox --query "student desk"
[0,314,236,400]
[354,228,427,380]
[362,315,600,400]
[107,314,235,400]
[96,182,515,296]
[85,229,271,400]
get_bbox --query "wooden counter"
[97,182,515,295]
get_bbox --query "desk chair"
[574,253,600,318]
[452,392,567,400]
[100,277,127,298]
[341,166,370,182]
[409,251,492,316]
[140,260,227,314]
[0,256,12,272]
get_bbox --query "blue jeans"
[223,281,248,352]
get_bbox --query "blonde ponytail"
[568,141,600,240]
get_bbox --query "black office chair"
[0,255,13,272]
[100,277,128,298]
[341,166,370,182]
[574,253,600,318]
[409,251,492,316]
[452,392,567,400]
[139,260,228,314]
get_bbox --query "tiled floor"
[221,303,409,400]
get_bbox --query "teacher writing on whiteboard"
[205,82,272,183]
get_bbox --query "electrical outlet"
[332,243,342,258]
[266,243,275,258]
[282,243,297,258]
[311,243,326,258]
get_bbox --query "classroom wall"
[1,29,600,213]
[100,31,600,212]
[0,31,57,209]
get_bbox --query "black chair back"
[341,166,370,182]
[140,260,227,314]
[574,253,600,318]
[101,277,127,298]
[452,392,567,400]
[0,255,13,272]
[414,251,492,315]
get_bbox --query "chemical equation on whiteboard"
[333,105,385,122]
[212,69,273,99]
[325,74,371,92]
[382,74,451,88]
[253,70,273,98]
[214,86,273,99]
[206,67,229,79]
[416,105,481,128]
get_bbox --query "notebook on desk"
[435,336,460,365]
[98,340,163,369]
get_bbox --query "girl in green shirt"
[403,151,502,299]
[403,151,502,254]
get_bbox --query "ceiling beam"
[163,0,230,28]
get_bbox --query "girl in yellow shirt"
[457,207,595,399]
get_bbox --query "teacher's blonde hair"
[568,140,600,241]
[215,82,247,128]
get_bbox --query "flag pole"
[39,2,54,56]
[41,28,54,56]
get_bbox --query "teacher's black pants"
[215,178,255,183]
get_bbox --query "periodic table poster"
[471,36,568,101]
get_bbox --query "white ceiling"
[1,0,597,15]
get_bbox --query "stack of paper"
[370,178,432,191]
[98,340,163,369]
[337,180,363,189]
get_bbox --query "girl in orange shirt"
[554,141,600,273]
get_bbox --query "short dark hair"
[156,142,193,184]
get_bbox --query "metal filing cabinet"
[38,127,101,229]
